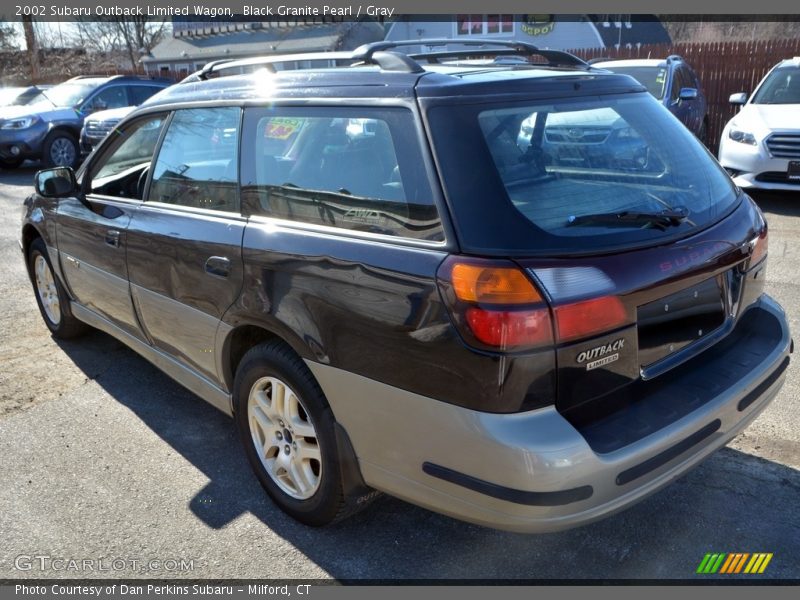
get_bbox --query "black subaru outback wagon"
[21,41,791,532]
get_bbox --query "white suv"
[719,57,800,191]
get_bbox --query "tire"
[234,340,374,526]
[0,156,23,169]
[27,238,87,339]
[42,131,79,168]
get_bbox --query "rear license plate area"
[637,276,725,367]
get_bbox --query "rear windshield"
[752,66,800,104]
[427,93,738,255]
[601,66,668,99]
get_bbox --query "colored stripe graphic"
[744,554,760,574]
[699,553,773,574]
[758,553,773,573]
[719,554,736,574]
[697,553,713,574]
[734,553,750,573]
[710,553,726,573]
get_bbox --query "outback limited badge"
[576,338,625,371]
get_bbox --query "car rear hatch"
[424,80,775,428]
[516,196,769,439]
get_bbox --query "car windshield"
[427,92,738,255]
[28,81,100,109]
[600,66,668,99]
[751,66,800,104]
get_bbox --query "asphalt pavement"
[0,165,798,581]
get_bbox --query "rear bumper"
[308,294,791,532]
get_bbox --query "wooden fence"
[567,39,800,154]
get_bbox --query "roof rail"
[354,39,590,68]
[184,38,590,83]
[189,53,352,81]
[189,49,424,81]
[665,55,684,63]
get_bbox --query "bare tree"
[114,18,168,72]
[0,23,19,50]
[73,19,124,54]
[69,19,167,72]
[21,15,40,81]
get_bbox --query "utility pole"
[22,15,40,82]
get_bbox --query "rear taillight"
[554,296,628,343]
[437,256,552,351]
[438,256,632,353]
[465,307,552,348]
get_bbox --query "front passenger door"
[57,114,167,339]
[126,107,245,384]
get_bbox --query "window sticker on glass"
[264,117,305,140]
[655,68,667,84]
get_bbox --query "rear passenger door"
[126,107,245,384]
[234,106,453,397]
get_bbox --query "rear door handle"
[205,256,231,278]
[105,229,121,248]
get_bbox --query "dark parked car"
[0,75,170,170]
[592,56,709,142]
[21,40,790,532]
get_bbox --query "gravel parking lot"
[0,165,798,581]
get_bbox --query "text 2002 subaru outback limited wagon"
[21,41,792,532]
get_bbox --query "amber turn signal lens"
[750,230,768,266]
[451,264,543,305]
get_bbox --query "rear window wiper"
[566,210,690,230]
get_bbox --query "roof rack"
[186,38,590,82]
[191,52,351,81]
[189,50,423,81]
[355,39,590,69]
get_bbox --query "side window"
[129,85,162,105]
[88,115,166,199]
[85,86,128,113]
[148,107,241,212]
[240,108,444,241]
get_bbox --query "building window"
[456,14,513,36]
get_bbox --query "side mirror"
[729,92,748,105]
[679,87,698,101]
[35,167,78,198]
